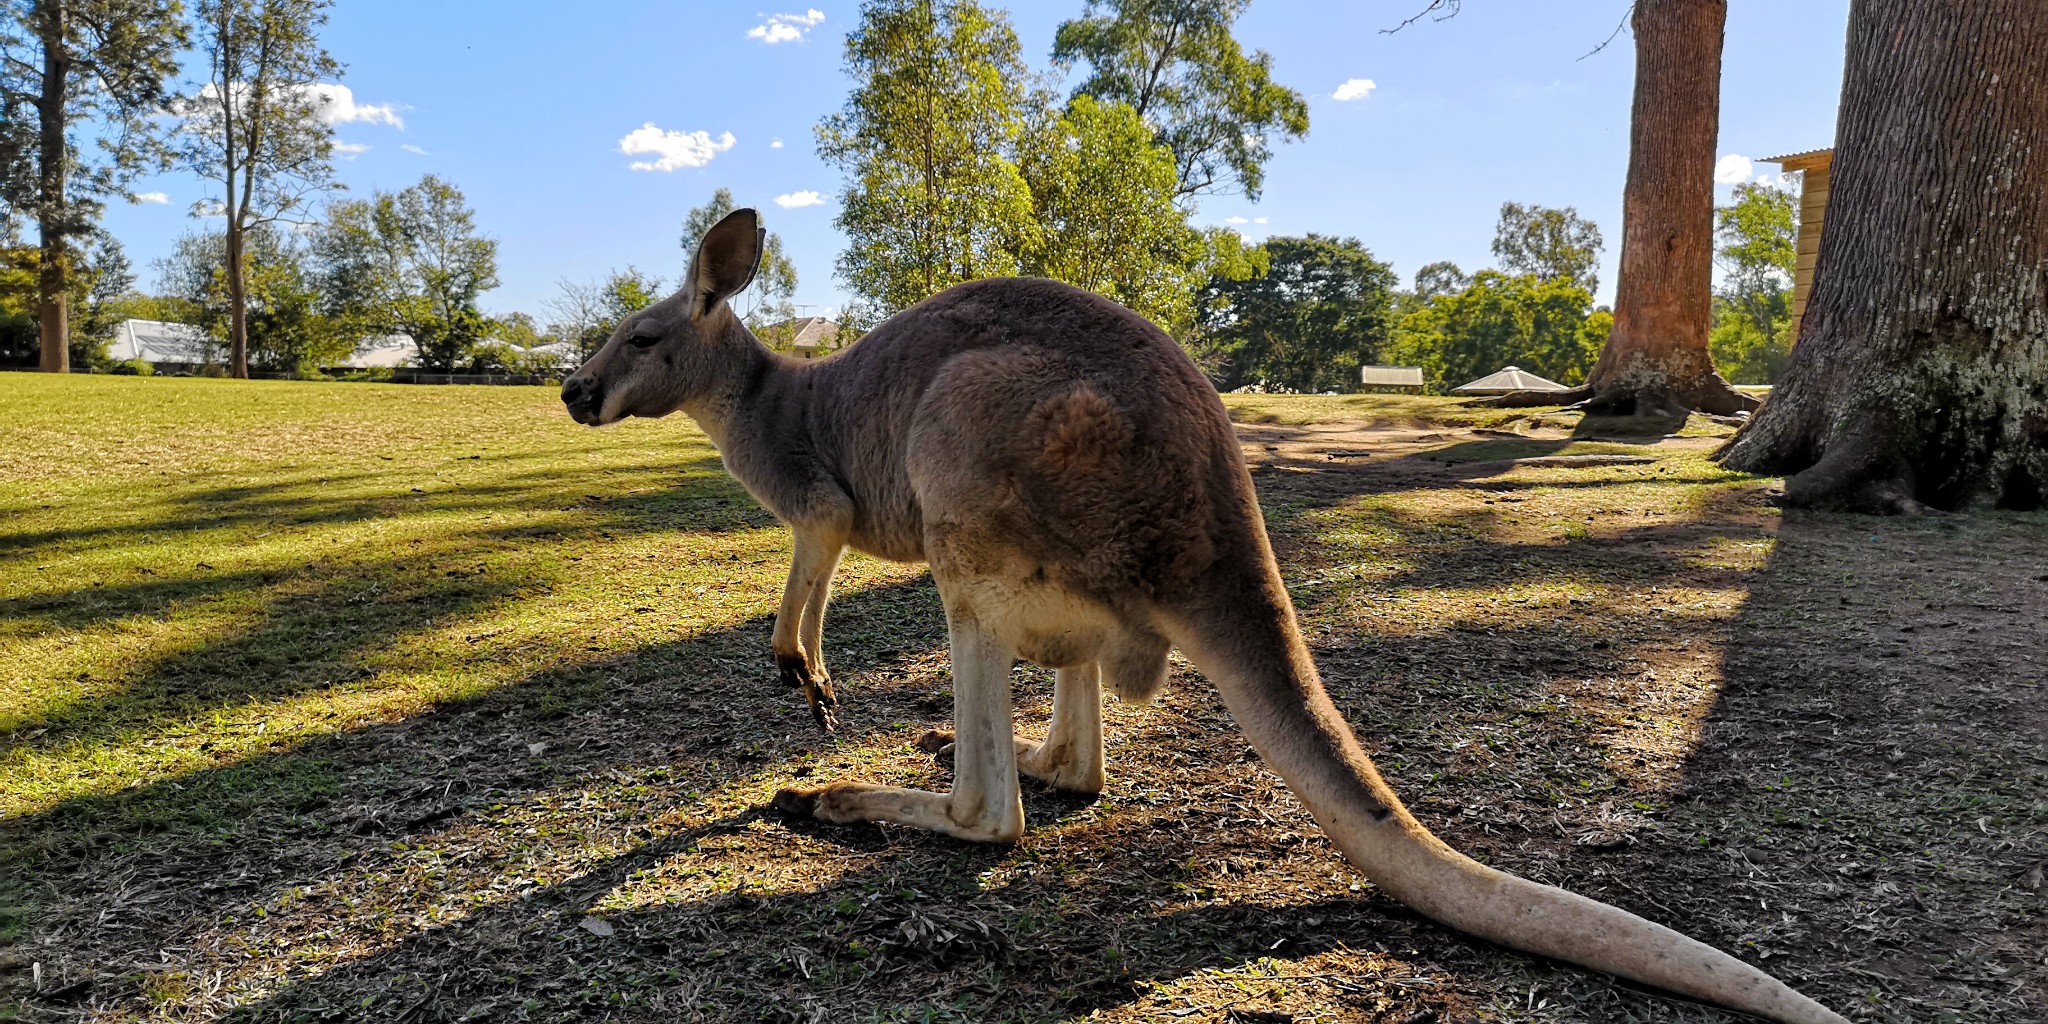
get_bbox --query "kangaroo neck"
[680,323,781,455]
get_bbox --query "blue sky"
[99,0,1852,323]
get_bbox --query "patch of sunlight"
[0,523,912,820]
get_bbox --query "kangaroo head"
[561,207,767,426]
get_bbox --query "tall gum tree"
[1717,0,2048,511]
[1487,0,1754,416]
[179,0,342,379]
[0,0,183,372]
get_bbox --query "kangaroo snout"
[560,375,603,425]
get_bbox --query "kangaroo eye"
[627,323,664,347]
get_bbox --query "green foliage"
[157,225,353,374]
[1052,0,1308,200]
[311,174,500,372]
[1018,95,1204,332]
[1195,233,1398,393]
[679,188,800,325]
[1710,181,1797,384]
[178,0,341,229]
[819,0,1040,316]
[1411,260,1470,303]
[1388,271,1605,393]
[544,267,664,363]
[0,0,185,360]
[1,230,131,367]
[1491,202,1604,294]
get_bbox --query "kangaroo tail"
[1162,563,1847,1024]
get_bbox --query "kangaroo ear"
[688,208,766,317]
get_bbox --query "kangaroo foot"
[915,728,1104,795]
[771,780,1022,843]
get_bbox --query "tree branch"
[1577,5,1637,61]
[1381,0,1462,35]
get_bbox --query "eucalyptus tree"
[1490,202,1603,294]
[177,0,342,377]
[310,175,498,372]
[1051,0,1308,201]
[1719,0,2048,510]
[1017,94,1203,333]
[0,0,184,372]
[818,0,1038,318]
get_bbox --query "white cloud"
[1224,216,1249,225]
[305,83,404,129]
[775,190,825,208]
[132,191,169,204]
[619,123,736,171]
[1332,77,1377,101]
[1714,153,1754,184]
[402,143,429,156]
[770,138,785,149]
[748,9,825,43]
[333,141,370,156]
[1253,216,1268,225]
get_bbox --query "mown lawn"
[2,373,2042,1022]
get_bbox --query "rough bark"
[1491,0,1753,416]
[1717,0,2048,512]
[33,0,69,374]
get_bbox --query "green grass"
[0,374,929,828]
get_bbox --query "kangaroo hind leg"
[776,609,1025,843]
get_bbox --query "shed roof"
[108,319,212,364]
[1762,148,1833,171]
[1360,365,1424,387]
[344,334,419,369]
[1452,366,1569,394]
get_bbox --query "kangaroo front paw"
[778,652,838,732]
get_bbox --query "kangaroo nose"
[561,376,591,403]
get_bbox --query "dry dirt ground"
[4,403,2045,1023]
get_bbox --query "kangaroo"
[561,208,1848,1024]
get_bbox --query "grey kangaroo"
[561,208,1846,1024]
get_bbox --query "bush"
[110,358,155,377]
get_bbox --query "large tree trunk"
[1493,0,1753,416]
[33,0,70,374]
[1717,0,2048,512]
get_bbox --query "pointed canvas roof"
[1452,366,1570,394]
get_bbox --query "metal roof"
[107,319,213,364]
[1360,365,1425,387]
[1452,365,1570,394]
[1762,148,1832,167]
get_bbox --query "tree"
[1491,0,1752,415]
[1490,202,1603,294]
[819,0,1039,319]
[1718,0,2048,511]
[679,188,799,325]
[158,225,344,373]
[544,267,662,363]
[1388,271,1607,393]
[178,0,343,378]
[1018,94,1204,333]
[1195,233,1397,393]
[0,0,183,372]
[1411,260,1470,304]
[1052,0,1308,201]
[311,174,499,372]
[1709,181,1796,384]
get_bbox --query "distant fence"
[384,370,563,386]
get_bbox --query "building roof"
[1360,365,1425,387]
[108,319,213,364]
[1452,366,1570,394]
[763,316,843,350]
[1762,148,1833,170]
[344,334,419,369]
